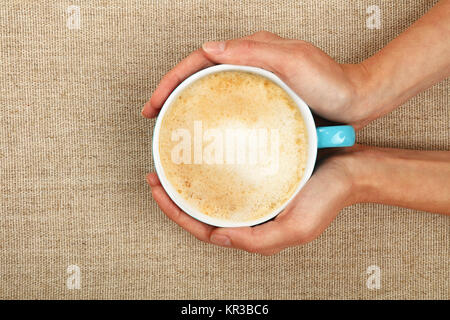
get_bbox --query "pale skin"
[143,0,450,255]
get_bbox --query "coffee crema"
[159,71,308,222]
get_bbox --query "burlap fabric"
[0,0,448,299]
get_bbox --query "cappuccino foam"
[159,71,308,222]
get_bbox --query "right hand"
[142,31,371,129]
[146,147,363,255]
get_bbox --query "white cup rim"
[152,64,318,227]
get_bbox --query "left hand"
[142,31,372,129]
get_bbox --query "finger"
[209,162,348,253]
[141,102,161,118]
[146,172,161,187]
[142,31,284,118]
[150,184,215,243]
[143,31,284,118]
[201,39,289,73]
[209,216,302,253]
[142,49,215,118]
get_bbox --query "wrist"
[337,146,450,214]
[330,145,380,205]
[340,63,378,128]
[343,145,395,205]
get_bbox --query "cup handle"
[316,125,355,149]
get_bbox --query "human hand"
[146,148,361,255]
[142,31,372,129]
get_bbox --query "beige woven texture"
[1,0,449,299]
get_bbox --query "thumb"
[201,39,285,72]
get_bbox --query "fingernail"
[202,41,225,54]
[210,234,231,247]
[142,101,150,115]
